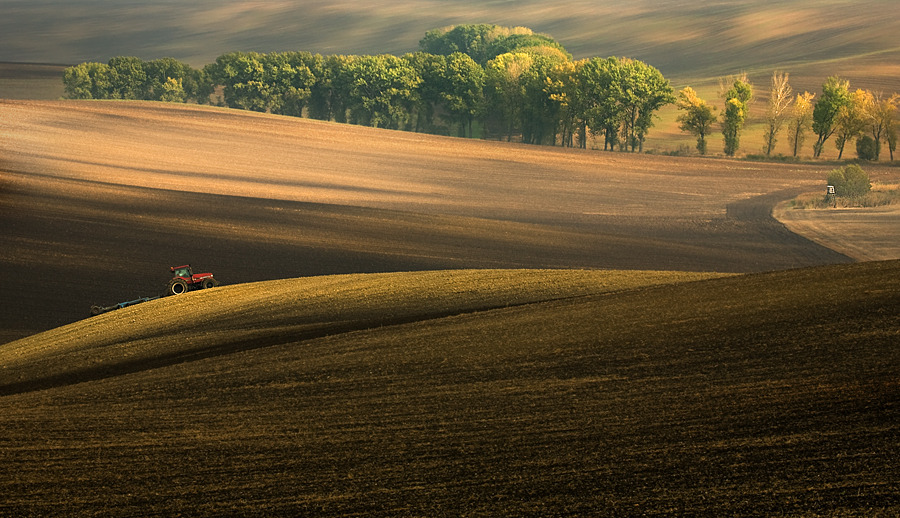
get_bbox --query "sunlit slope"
[1,100,858,343]
[0,269,722,395]
[0,261,896,515]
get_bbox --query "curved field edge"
[0,268,725,395]
[774,200,900,262]
[0,261,897,515]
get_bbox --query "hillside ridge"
[0,269,724,396]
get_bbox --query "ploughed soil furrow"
[0,101,867,343]
[0,261,896,516]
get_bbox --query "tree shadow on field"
[0,174,852,344]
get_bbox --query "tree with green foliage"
[262,52,316,117]
[856,135,877,160]
[107,56,148,99]
[485,32,571,64]
[544,60,584,147]
[812,76,851,158]
[721,75,752,156]
[519,52,571,145]
[616,58,675,152]
[437,53,485,137]
[787,91,815,157]
[420,24,569,66]
[827,164,870,197]
[763,71,793,156]
[578,57,623,151]
[205,52,271,112]
[420,24,501,65]
[834,88,868,160]
[157,77,185,102]
[484,52,532,141]
[302,53,331,120]
[63,62,112,99]
[675,87,717,155]
[403,52,447,133]
[346,54,422,129]
[143,57,197,102]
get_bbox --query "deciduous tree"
[440,52,485,137]
[63,62,111,99]
[107,56,147,100]
[720,75,752,156]
[579,57,622,151]
[143,57,196,102]
[827,164,870,197]
[403,52,447,133]
[864,92,898,160]
[485,52,532,141]
[763,71,793,156]
[675,87,717,155]
[263,52,316,117]
[346,54,422,129]
[787,91,815,157]
[544,60,584,147]
[812,76,850,158]
[833,89,869,159]
[617,58,675,152]
[888,118,899,161]
[205,52,271,112]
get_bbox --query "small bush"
[827,164,871,197]
[856,135,878,161]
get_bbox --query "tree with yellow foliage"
[675,87,717,155]
[787,91,815,157]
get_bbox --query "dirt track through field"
[0,100,864,342]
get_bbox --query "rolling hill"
[1,99,875,343]
[0,261,897,515]
[3,0,900,88]
[1,95,898,516]
[2,3,900,514]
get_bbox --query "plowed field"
[1,101,899,516]
[4,100,893,343]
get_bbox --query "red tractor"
[166,264,219,296]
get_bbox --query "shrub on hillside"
[856,135,878,161]
[827,164,871,197]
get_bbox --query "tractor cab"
[171,265,193,280]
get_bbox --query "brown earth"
[1,100,898,516]
[0,262,897,516]
[776,203,900,262]
[3,99,888,343]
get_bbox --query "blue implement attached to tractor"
[90,265,220,315]
[90,296,160,316]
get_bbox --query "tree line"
[62,24,674,150]
[62,23,899,159]
[676,73,899,160]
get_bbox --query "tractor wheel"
[167,278,189,296]
[201,278,219,289]
[90,305,102,316]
